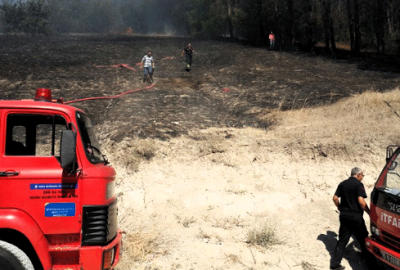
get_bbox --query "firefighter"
[181,43,195,72]
[330,167,379,270]
[140,50,155,83]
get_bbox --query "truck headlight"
[106,181,116,200]
[371,225,380,237]
[103,247,115,269]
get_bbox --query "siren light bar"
[34,88,63,103]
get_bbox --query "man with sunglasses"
[330,167,378,270]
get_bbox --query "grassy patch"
[119,138,157,172]
[182,216,196,228]
[264,88,400,146]
[213,216,245,230]
[125,231,166,262]
[245,224,279,248]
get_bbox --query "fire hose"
[65,84,155,104]
[93,56,175,71]
[66,56,175,104]
[93,63,137,71]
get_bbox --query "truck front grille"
[382,230,400,251]
[82,201,118,246]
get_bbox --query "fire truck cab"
[366,145,400,269]
[0,89,122,270]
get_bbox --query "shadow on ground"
[318,231,395,270]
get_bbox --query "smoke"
[41,0,182,35]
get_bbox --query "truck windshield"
[76,112,106,164]
[380,153,400,192]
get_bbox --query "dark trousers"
[186,55,192,65]
[331,217,378,269]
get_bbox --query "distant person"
[269,31,275,50]
[330,167,378,270]
[181,43,195,71]
[140,50,155,83]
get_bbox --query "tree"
[373,0,386,55]
[286,0,294,45]
[321,0,336,52]
[47,0,88,33]
[0,0,50,35]
[226,0,234,38]
[84,0,118,33]
[353,0,361,54]
[22,0,51,34]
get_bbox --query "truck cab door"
[0,110,81,234]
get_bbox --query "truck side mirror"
[388,161,398,171]
[61,130,77,170]
[386,146,396,163]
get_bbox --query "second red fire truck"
[367,145,400,269]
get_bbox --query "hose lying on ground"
[65,84,156,104]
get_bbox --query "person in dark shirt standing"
[330,167,378,270]
[181,43,195,72]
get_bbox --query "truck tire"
[0,240,34,270]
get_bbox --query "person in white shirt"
[140,51,155,83]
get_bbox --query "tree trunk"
[274,0,281,48]
[354,0,361,54]
[347,0,355,55]
[227,0,234,38]
[286,0,294,45]
[257,0,266,46]
[322,0,331,52]
[330,14,336,53]
[375,0,385,55]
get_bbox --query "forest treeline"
[0,0,399,55]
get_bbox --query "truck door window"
[76,112,105,164]
[5,114,67,157]
[385,154,400,190]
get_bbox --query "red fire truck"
[366,145,400,269]
[0,89,122,270]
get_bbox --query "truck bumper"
[80,230,123,270]
[366,236,400,270]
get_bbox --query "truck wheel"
[0,240,34,270]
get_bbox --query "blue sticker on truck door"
[45,203,75,217]
[31,183,77,190]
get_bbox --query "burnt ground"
[0,35,399,141]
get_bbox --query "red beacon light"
[34,88,52,102]
[34,88,64,103]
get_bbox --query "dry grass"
[124,231,166,262]
[213,216,245,230]
[315,42,376,53]
[197,134,227,156]
[132,138,157,160]
[315,42,351,51]
[224,253,257,269]
[181,216,196,228]
[103,137,158,172]
[263,88,400,147]
[197,228,212,241]
[298,261,318,270]
[245,224,279,248]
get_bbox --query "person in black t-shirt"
[181,43,195,71]
[330,167,378,270]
